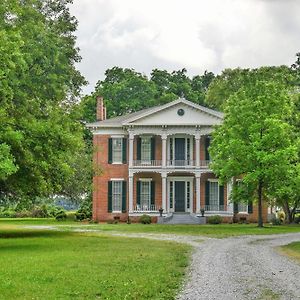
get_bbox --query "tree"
[205,66,294,110]
[209,68,296,227]
[0,0,87,203]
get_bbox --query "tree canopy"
[209,68,298,226]
[0,0,89,204]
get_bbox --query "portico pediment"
[123,98,223,127]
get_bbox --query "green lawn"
[1,218,300,238]
[0,224,190,299]
[279,241,300,263]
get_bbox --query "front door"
[175,138,185,166]
[175,181,185,212]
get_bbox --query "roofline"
[122,98,223,125]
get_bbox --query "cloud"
[70,0,300,94]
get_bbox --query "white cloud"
[70,0,300,94]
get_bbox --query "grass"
[279,241,300,263]
[0,223,190,299]
[1,218,300,238]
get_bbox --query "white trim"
[111,134,125,138]
[139,178,153,182]
[112,162,123,165]
[207,178,218,182]
[110,178,125,181]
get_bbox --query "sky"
[70,0,300,95]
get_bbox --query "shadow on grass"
[0,230,70,239]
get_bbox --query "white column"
[227,179,233,213]
[129,133,134,168]
[195,133,201,167]
[161,173,167,212]
[161,134,167,167]
[129,175,134,213]
[196,173,201,213]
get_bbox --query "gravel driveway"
[24,226,300,299]
[95,231,300,300]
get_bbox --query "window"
[140,180,151,209]
[238,203,248,213]
[112,138,122,163]
[112,181,122,212]
[141,137,151,162]
[209,181,219,210]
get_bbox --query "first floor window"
[209,181,219,210]
[238,203,248,213]
[112,181,122,212]
[140,181,151,209]
[112,138,122,163]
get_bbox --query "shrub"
[31,207,48,218]
[55,210,67,221]
[66,211,76,221]
[15,211,31,218]
[276,211,285,222]
[139,214,152,224]
[271,217,282,226]
[207,215,222,224]
[0,209,16,218]
[294,215,300,224]
[75,198,92,221]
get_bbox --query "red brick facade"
[92,134,268,223]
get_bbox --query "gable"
[124,103,222,126]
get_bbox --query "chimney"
[96,96,106,121]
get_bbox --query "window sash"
[238,203,248,213]
[112,138,122,163]
[140,181,151,208]
[112,181,122,212]
[141,137,151,161]
[209,181,219,209]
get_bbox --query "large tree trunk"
[257,179,263,227]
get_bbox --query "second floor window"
[112,138,122,163]
[141,137,151,161]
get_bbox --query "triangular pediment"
[123,98,223,126]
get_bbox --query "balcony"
[133,204,158,213]
[132,160,210,168]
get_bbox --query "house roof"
[86,98,223,128]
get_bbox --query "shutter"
[136,180,141,205]
[248,201,253,214]
[151,181,155,206]
[122,138,127,164]
[205,181,210,207]
[108,181,112,212]
[137,137,141,160]
[108,138,113,164]
[122,181,127,212]
[219,185,224,208]
[205,136,210,161]
[234,202,239,213]
[151,137,155,161]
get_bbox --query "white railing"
[133,160,162,167]
[204,205,226,211]
[133,204,158,212]
[132,159,211,168]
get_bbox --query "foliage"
[271,217,282,226]
[139,214,152,224]
[209,68,298,227]
[79,67,215,121]
[0,0,87,203]
[55,210,67,221]
[0,221,190,299]
[207,215,223,224]
[75,196,92,221]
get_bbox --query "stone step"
[158,213,206,225]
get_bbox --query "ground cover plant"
[1,219,300,238]
[0,222,190,300]
[279,241,300,263]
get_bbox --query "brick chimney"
[96,96,106,121]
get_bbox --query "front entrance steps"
[157,213,206,225]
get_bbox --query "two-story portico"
[88,97,262,223]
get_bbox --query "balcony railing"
[133,204,158,212]
[132,160,211,168]
[133,160,162,167]
[205,205,226,211]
